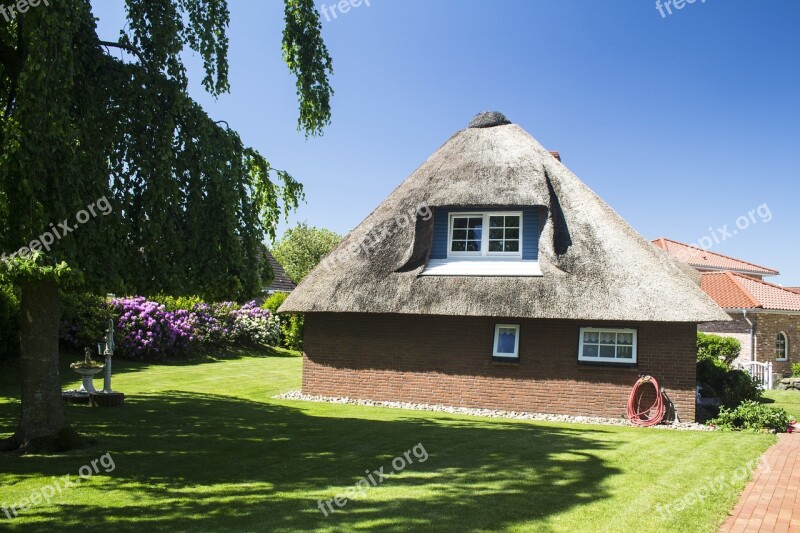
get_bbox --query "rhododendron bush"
[62,295,280,360]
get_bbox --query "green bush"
[262,292,303,351]
[792,362,800,377]
[717,370,762,408]
[697,357,728,391]
[282,314,304,351]
[59,292,114,351]
[697,358,761,408]
[150,294,204,313]
[710,400,792,432]
[697,332,741,366]
[263,292,288,314]
[0,283,20,360]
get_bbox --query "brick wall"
[302,313,698,422]
[753,313,800,377]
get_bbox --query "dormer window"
[422,207,542,276]
[448,212,521,257]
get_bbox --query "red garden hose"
[627,375,665,427]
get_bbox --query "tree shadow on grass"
[0,392,622,532]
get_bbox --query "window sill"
[420,259,542,277]
[577,361,638,370]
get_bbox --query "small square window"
[493,324,520,359]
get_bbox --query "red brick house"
[654,238,800,378]
[281,112,727,422]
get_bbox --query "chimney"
[549,151,561,162]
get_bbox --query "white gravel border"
[273,390,713,431]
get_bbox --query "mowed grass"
[761,389,800,419]
[0,351,776,533]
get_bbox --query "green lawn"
[0,351,776,532]
[761,389,800,419]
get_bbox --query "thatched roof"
[281,112,728,323]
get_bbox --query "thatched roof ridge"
[281,114,729,323]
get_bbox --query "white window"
[579,328,637,364]
[776,332,788,361]
[448,212,522,258]
[493,324,520,359]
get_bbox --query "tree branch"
[98,40,145,63]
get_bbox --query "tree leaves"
[283,0,334,137]
[0,1,333,301]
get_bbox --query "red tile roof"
[701,272,800,312]
[787,288,800,295]
[652,238,779,277]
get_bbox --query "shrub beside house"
[281,112,727,422]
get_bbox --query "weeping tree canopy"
[0,0,333,300]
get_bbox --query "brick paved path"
[720,433,800,532]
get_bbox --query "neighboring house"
[699,272,800,376]
[654,238,800,376]
[651,238,779,280]
[281,112,727,422]
[263,250,296,294]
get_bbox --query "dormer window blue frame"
[422,207,542,277]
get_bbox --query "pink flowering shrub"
[105,297,278,360]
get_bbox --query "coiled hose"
[627,375,665,427]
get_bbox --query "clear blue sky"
[91,1,800,285]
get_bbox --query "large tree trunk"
[1,280,89,453]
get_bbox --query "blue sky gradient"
[91,1,800,284]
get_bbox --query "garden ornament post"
[100,318,115,393]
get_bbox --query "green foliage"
[792,363,800,377]
[150,294,205,313]
[0,283,19,360]
[697,357,729,393]
[271,223,341,283]
[697,357,761,408]
[717,370,762,408]
[697,332,741,366]
[59,292,114,351]
[282,0,334,136]
[0,1,333,302]
[262,292,303,350]
[263,292,289,314]
[281,314,305,351]
[0,253,78,287]
[710,400,793,432]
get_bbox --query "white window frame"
[447,212,523,259]
[776,332,788,361]
[578,327,638,364]
[493,324,520,359]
